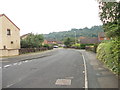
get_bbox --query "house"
[98,32,110,42]
[43,39,58,45]
[43,39,63,45]
[78,32,110,44]
[79,37,99,44]
[20,33,31,40]
[0,14,20,56]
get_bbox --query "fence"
[19,47,53,55]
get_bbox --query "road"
[1,48,119,89]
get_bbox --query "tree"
[64,37,74,47]
[98,1,120,38]
[21,33,44,48]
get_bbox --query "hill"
[43,25,104,41]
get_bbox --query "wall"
[2,15,20,49]
[0,16,2,49]
[0,15,20,57]
[0,49,19,57]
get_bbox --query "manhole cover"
[55,79,71,85]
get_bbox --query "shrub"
[71,44,81,49]
[80,44,94,49]
[43,44,53,50]
[97,40,120,74]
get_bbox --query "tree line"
[43,25,104,41]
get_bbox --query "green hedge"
[43,44,53,50]
[85,44,98,53]
[97,40,120,74]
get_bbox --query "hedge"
[96,40,120,74]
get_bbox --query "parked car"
[53,45,59,48]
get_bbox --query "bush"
[80,44,86,49]
[80,44,94,49]
[43,44,53,50]
[97,40,120,74]
[71,44,81,49]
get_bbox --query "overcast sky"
[0,0,103,35]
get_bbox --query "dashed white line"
[24,60,28,62]
[6,83,14,88]
[13,63,18,65]
[4,64,12,68]
[82,53,88,89]
[17,62,22,65]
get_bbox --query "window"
[3,46,6,49]
[11,41,13,44]
[7,29,11,35]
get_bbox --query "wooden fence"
[19,47,53,55]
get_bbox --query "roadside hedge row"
[71,44,95,49]
[96,40,120,74]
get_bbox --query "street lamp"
[74,31,77,44]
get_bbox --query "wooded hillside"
[43,25,103,41]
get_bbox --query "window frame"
[7,29,11,35]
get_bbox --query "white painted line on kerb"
[82,54,88,89]
[4,64,12,68]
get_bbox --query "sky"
[0,0,103,35]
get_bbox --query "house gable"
[0,14,20,30]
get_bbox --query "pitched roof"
[80,37,99,44]
[0,14,20,30]
[20,33,31,39]
[98,32,105,37]
[0,14,4,17]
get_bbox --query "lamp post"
[74,31,77,44]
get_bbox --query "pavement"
[0,48,119,89]
[79,50,118,88]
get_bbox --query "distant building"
[0,14,20,56]
[98,32,110,42]
[43,39,63,45]
[78,32,110,44]
[79,37,99,44]
[20,33,31,40]
[43,39,58,45]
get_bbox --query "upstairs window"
[7,29,11,35]
[11,41,13,44]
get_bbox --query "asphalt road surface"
[2,49,85,88]
[1,48,118,89]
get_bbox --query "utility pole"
[74,31,77,44]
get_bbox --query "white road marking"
[4,64,12,68]
[82,54,88,89]
[55,79,71,85]
[24,60,28,62]
[0,67,1,69]
[83,71,85,73]
[6,83,14,88]
[18,62,22,65]
[13,63,18,65]
[65,77,74,79]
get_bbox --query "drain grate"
[55,79,71,85]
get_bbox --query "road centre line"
[82,53,88,89]
[4,64,12,68]
[17,62,22,65]
[13,63,18,65]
